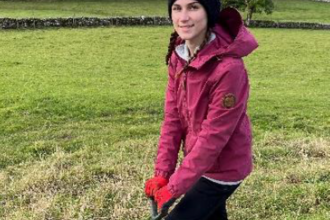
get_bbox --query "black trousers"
[165,177,240,220]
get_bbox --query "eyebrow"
[173,1,200,6]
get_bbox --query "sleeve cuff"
[154,170,172,180]
[167,183,180,198]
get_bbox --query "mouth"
[179,24,194,28]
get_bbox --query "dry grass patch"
[0,137,159,219]
[1,133,329,219]
[0,147,119,219]
[230,134,330,219]
[289,138,330,159]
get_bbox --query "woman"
[145,0,258,219]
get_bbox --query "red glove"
[144,176,168,198]
[154,186,172,210]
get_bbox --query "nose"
[179,9,189,22]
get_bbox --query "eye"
[172,5,181,11]
[188,4,200,10]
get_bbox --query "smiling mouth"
[179,24,194,28]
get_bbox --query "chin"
[178,33,195,41]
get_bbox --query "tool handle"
[150,198,158,218]
[150,198,176,220]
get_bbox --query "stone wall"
[0,17,171,29]
[247,20,330,30]
[1,16,330,30]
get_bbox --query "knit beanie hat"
[168,0,221,28]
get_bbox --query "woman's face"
[171,0,208,44]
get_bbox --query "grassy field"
[0,0,330,23]
[0,26,329,219]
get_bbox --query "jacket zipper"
[183,71,192,131]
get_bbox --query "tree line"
[223,0,274,24]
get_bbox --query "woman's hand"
[154,185,173,210]
[145,176,169,198]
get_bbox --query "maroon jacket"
[154,8,258,198]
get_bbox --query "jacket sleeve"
[167,60,249,197]
[154,61,184,179]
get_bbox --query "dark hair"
[165,30,179,65]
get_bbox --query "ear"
[218,7,243,40]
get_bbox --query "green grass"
[0,26,329,219]
[252,0,330,23]
[0,0,330,23]
[0,0,168,18]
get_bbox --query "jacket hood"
[175,7,258,70]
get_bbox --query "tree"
[222,0,274,25]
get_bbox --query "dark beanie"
[168,0,221,28]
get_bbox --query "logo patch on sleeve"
[222,93,236,109]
